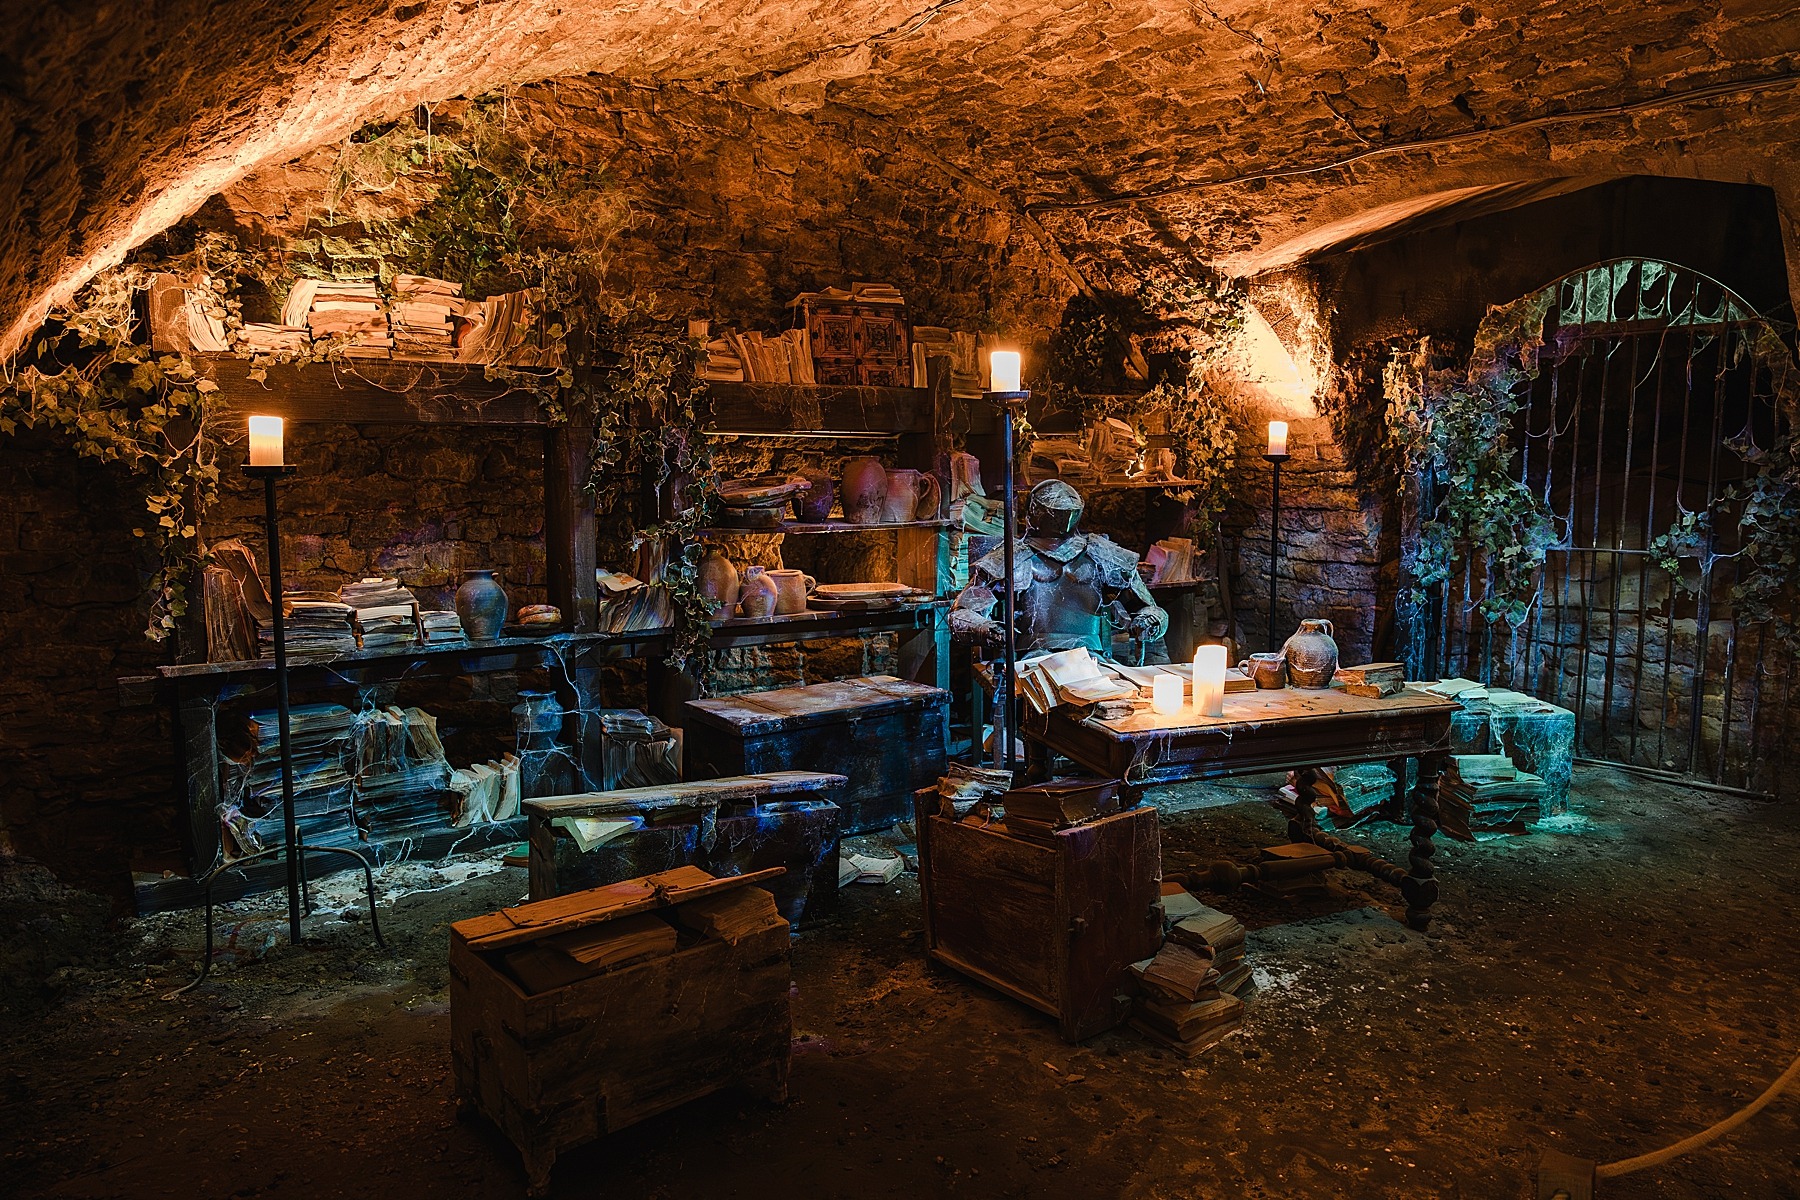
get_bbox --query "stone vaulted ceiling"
[4,0,1800,356]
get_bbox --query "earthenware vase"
[1282,618,1340,689]
[766,568,816,615]
[737,566,780,618]
[454,570,509,640]
[697,546,740,620]
[841,456,888,523]
[793,470,836,523]
[1240,651,1288,689]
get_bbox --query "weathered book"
[1001,776,1122,827]
[1129,941,1220,1004]
[1215,962,1254,997]
[1134,993,1244,1042]
[673,887,782,945]
[1129,994,1245,1055]
[1166,905,1247,956]
[1160,882,1208,928]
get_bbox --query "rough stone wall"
[0,437,180,893]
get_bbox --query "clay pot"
[737,566,779,618]
[455,570,509,640]
[1282,618,1340,689]
[841,456,888,523]
[1240,651,1287,689]
[765,568,816,615]
[882,468,943,522]
[697,546,740,620]
[792,470,836,523]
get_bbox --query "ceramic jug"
[766,568,816,615]
[841,456,888,523]
[1239,651,1287,689]
[882,468,943,522]
[792,470,836,523]
[455,569,509,640]
[697,546,740,620]
[738,566,780,618]
[1282,618,1339,689]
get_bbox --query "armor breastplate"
[1018,549,1106,654]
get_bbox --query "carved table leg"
[1404,749,1446,931]
[1288,767,1324,845]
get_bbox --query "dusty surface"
[3,763,1798,1199]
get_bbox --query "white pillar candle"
[989,350,1022,393]
[1193,644,1227,717]
[1151,673,1184,715]
[1267,420,1288,457]
[248,415,285,467]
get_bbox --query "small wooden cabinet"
[915,793,1162,1042]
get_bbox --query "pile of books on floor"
[337,577,420,650]
[352,705,453,839]
[284,279,392,358]
[998,777,1121,843]
[220,703,361,857]
[1335,661,1405,698]
[389,275,462,361]
[257,593,358,658]
[1437,753,1544,838]
[1128,886,1251,1056]
[1317,761,1397,829]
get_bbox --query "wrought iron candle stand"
[1264,448,1290,651]
[172,464,384,996]
[984,385,1030,772]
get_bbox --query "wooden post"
[545,418,598,632]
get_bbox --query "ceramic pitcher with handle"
[766,568,816,615]
[1282,618,1339,688]
[881,468,942,522]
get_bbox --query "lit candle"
[1267,420,1288,457]
[989,350,1022,394]
[1193,644,1227,717]
[1151,673,1184,716]
[248,415,284,467]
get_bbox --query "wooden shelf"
[195,355,555,426]
[706,381,936,436]
[698,518,953,536]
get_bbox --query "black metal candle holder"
[1263,451,1290,652]
[984,389,1030,772]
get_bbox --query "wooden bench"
[524,771,846,923]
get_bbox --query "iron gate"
[1429,258,1795,795]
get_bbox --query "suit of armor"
[949,480,1168,658]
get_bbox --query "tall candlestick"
[989,350,1022,394]
[1193,644,1227,717]
[1267,420,1288,457]
[248,415,285,467]
[1151,673,1184,716]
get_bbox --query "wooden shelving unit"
[125,352,963,907]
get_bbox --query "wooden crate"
[683,676,948,833]
[450,867,792,1195]
[525,772,845,923]
[915,791,1162,1042]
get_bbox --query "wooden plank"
[455,865,787,949]
[683,675,947,733]
[523,771,847,817]
[197,356,553,426]
[707,382,933,435]
[544,419,598,631]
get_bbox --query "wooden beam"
[196,356,553,426]
[707,382,935,435]
[545,418,598,631]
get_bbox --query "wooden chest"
[915,792,1162,1042]
[796,297,909,386]
[683,676,948,833]
[450,867,792,1195]
[524,772,846,924]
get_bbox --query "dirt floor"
[3,763,1798,1200]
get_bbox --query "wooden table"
[1024,686,1461,930]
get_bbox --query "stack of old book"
[718,328,814,383]
[1128,894,1250,1056]
[851,281,904,306]
[1255,842,1336,901]
[700,334,746,382]
[338,577,420,650]
[1437,753,1544,838]
[1335,662,1405,698]
[284,279,391,358]
[235,322,310,355]
[257,593,357,658]
[594,568,675,633]
[448,754,523,825]
[456,288,560,367]
[597,709,681,789]
[221,703,361,856]
[999,777,1121,844]
[353,705,453,838]
[389,275,462,360]
[1018,647,1138,715]
[420,609,465,645]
